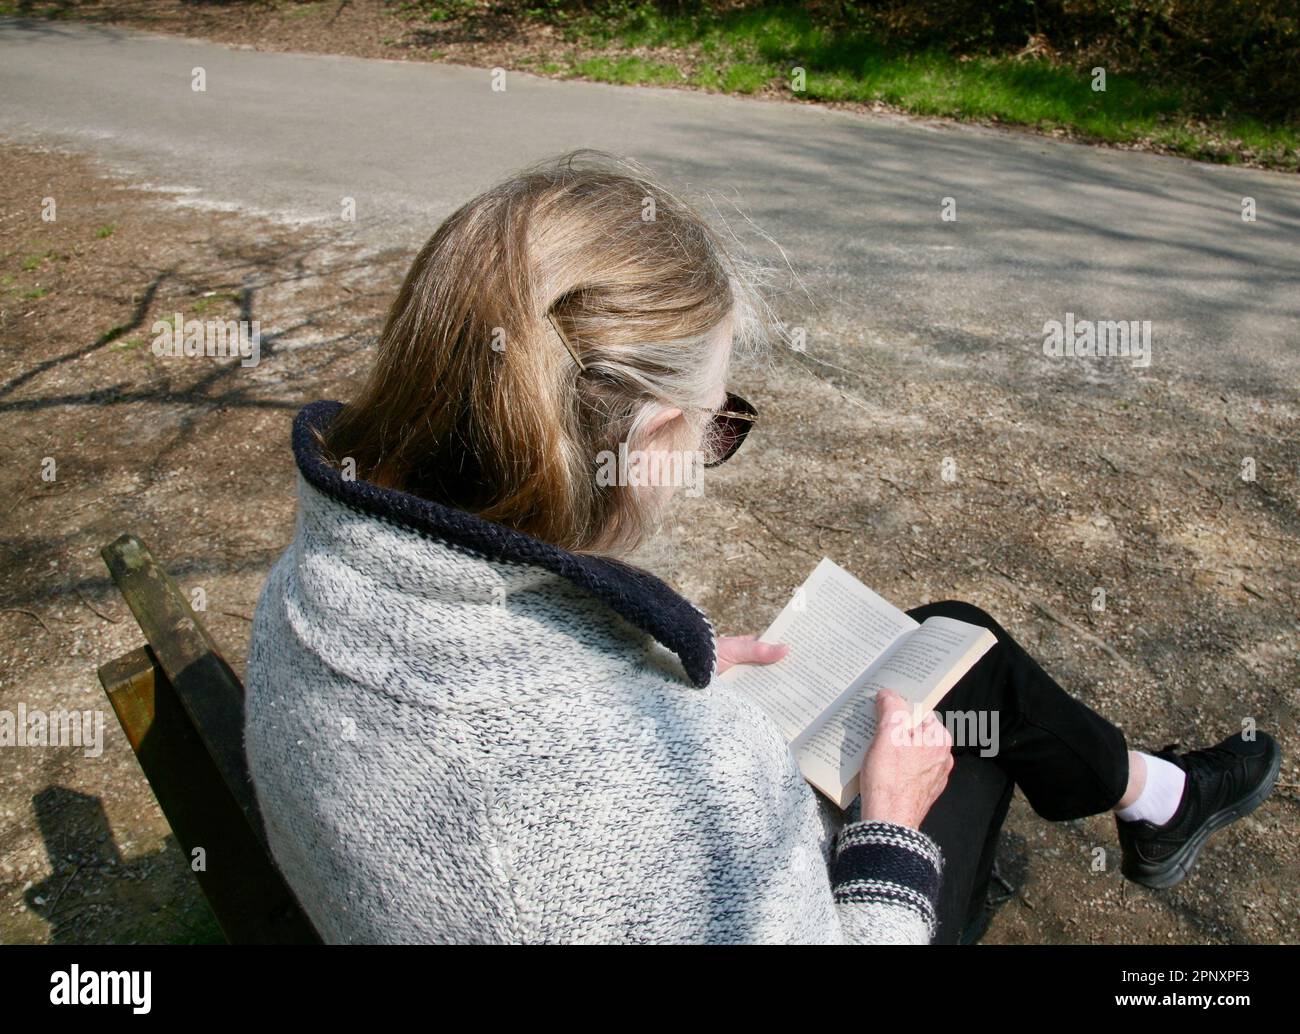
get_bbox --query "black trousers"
[901,600,1132,944]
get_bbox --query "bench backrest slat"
[101,533,265,846]
[98,534,321,945]
[99,646,321,944]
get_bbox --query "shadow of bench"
[96,533,321,944]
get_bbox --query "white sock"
[1116,752,1187,826]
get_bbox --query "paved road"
[2,18,1297,393]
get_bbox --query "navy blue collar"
[292,401,716,688]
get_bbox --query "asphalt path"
[2,18,1297,394]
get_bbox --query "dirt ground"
[0,142,1296,944]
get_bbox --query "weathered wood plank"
[99,533,264,846]
[98,646,321,944]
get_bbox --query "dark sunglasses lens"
[724,391,757,418]
[705,393,756,468]
[706,417,748,467]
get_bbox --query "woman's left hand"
[715,634,790,676]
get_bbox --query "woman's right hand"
[858,689,954,829]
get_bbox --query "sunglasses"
[547,310,756,467]
[704,392,757,468]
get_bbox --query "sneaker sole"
[1123,736,1282,890]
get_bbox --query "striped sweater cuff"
[829,820,943,937]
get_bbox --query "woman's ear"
[640,405,685,451]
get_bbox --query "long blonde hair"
[321,149,768,555]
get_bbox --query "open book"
[718,558,997,809]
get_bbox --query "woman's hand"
[858,689,953,830]
[715,634,790,676]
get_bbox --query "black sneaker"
[1116,731,1282,889]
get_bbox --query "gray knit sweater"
[243,401,944,944]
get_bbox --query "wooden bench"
[96,533,321,944]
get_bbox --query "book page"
[717,557,917,744]
[859,616,995,704]
[795,615,997,807]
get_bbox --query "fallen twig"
[0,607,52,634]
[748,508,818,558]
[47,863,82,916]
[992,573,1133,671]
[75,588,121,624]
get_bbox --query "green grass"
[190,291,239,316]
[400,0,476,22]
[537,3,1297,169]
[21,249,59,271]
[571,55,687,87]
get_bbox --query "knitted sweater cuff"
[829,820,944,939]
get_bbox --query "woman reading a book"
[244,150,1280,944]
